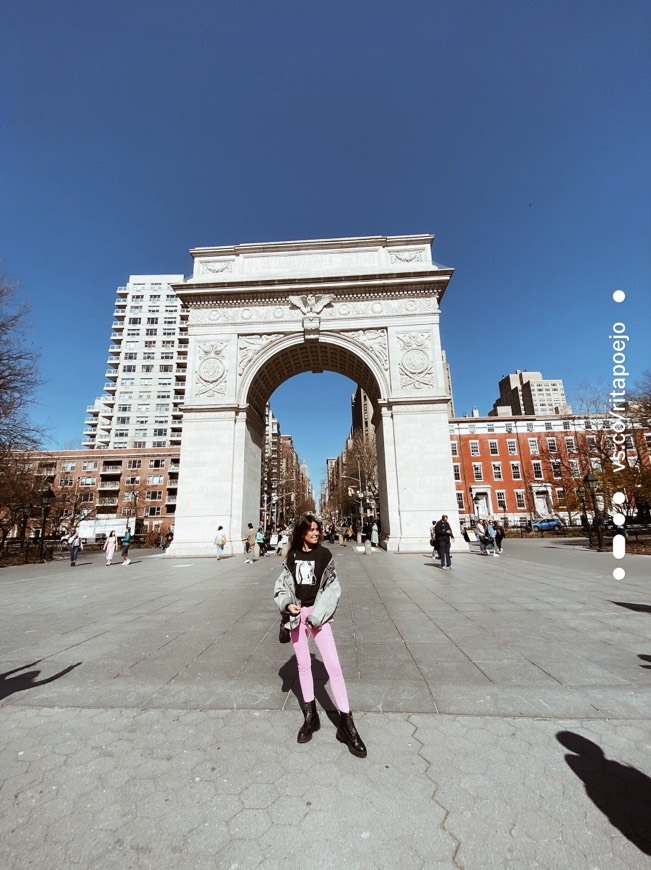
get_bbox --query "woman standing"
[274,513,366,758]
[103,530,117,566]
[371,521,379,547]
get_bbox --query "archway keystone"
[168,235,463,555]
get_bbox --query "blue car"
[532,518,564,531]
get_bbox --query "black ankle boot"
[297,700,320,743]
[336,711,367,758]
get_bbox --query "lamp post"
[38,487,56,562]
[576,484,592,547]
[583,472,604,552]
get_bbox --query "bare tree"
[0,277,43,457]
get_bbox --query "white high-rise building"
[489,370,571,417]
[83,275,187,449]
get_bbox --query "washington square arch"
[168,234,465,556]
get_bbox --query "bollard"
[364,539,372,555]
[253,543,261,560]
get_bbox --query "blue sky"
[1,1,649,492]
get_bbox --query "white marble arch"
[167,234,466,556]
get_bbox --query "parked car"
[532,518,564,531]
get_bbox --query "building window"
[552,461,562,478]
[450,441,458,456]
[507,439,517,455]
[526,422,534,432]
[545,422,553,431]
[146,491,163,501]
[149,459,165,469]
[147,317,159,325]
[146,328,158,336]
[124,352,137,360]
[565,436,575,452]
[123,365,136,373]
[80,492,94,503]
[159,365,173,372]
[489,440,499,455]
[515,491,526,509]
[125,475,140,485]
[453,464,461,481]
[79,477,96,486]
[556,487,565,501]
[492,462,503,480]
[470,441,480,456]
[505,423,513,433]
[127,459,142,469]
[532,461,543,479]
[546,437,557,453]
[59,477,73,487]
[121,507,135,517]
[147,475,164,485]
[456,492,464,509]
[472,463,483,481]
[82,461,97,471]
[128,317,141,325]
[146,506,162,517]
[528,438,539,455]
[511,462,521,480]
[569,459,580,475]
[468,424,476,434]
[496,491,507,510]
[153,428,167,437]
[61,461,76,472]
[487,423,495,433]
[563,421,571,430]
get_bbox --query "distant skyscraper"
[489,370,571,417]
[83,275,187,449]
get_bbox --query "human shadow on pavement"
[278,656,339,724]
[638,654,651,670]
[611,601,651,614]
[0,660,82,701]
[556,730,651,855]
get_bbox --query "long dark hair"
[289,513,322,551]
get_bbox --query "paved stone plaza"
[1,538,650,868]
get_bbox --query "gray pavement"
[1,538,650,868]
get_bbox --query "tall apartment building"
[83,275,188,450]
[489,370,570,417]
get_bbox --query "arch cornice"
[171,269,452,309]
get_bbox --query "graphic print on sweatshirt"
[296,560,317,586]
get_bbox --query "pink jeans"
[291,606,350,713]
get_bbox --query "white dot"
[612,491,626,505]
[612,289,626,303]
[613,567,626,580]
[613,513,626,526]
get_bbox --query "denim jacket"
[274,549,341,630]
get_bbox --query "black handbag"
[279,620,291,643]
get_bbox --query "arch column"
[167,404,262,557]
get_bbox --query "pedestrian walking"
[429,519,439,559]
[121,526,132,565]
[274,513,367,758]
[103,530,117,566]
[494,521,505,554]
[244,523,256,563]
[434,514,455,569]
[475,520,488,555]
[68,529,82,566]
[214,525,226,559]
[486,520,500,556]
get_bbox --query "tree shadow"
[556,730,651,855]
[611,601,651,614]
[638,655,651,670]
[0,660,82,701]
[278,655,339,725]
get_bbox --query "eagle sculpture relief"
[288,293,335,316]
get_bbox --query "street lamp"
[583,472,604,552]
[38,487,56,562]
